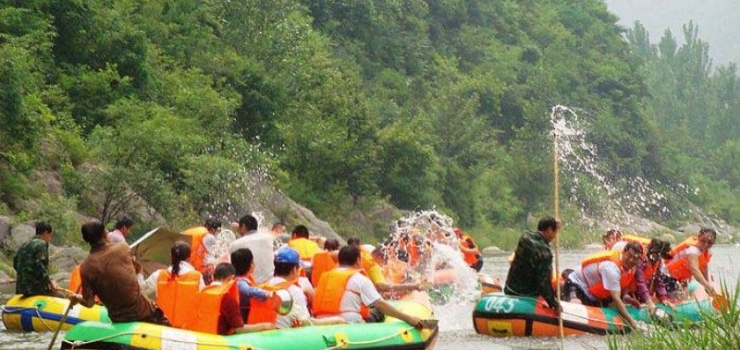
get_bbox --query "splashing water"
[383,210,488,329]
[550,105,671,229]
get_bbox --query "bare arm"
[375,282,420,293]
[69,293,96,308]
[233,323,276,333]
[687,254,715,296]
[610,290,638,329]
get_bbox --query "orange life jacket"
[405,241,421,266]
[617,234,653,295]
[182,226,209,271]
[313,268,370,319]
[311,251,337,286]
[156,269,202,328]
[625,259,660,295]
[183,280,239,334]
[459,233,481,266]
[247,279,296,325]
[382,257,408,284]
[69,265,101,302]
[665,236,712,282]
[581,250,636,300]
[235,275,258,321]
[68,265,83,293]
[288,238,321,262]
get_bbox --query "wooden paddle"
[46,301,73,350]
[553,132,564,340]
[712,290,731,312]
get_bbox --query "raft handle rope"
[489,295,708,328]
[66,332,268,350]
[324,327,416,350]
[0,306,58,331]
[67,327,419,350]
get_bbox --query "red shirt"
[218,292,244,335]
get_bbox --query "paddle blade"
[130,227,192,276]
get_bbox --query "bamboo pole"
[553,132,564,341]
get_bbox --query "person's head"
[621,242,643,269]
[323,238,340,251]
[602,229,622,249]
[170,241,192,277]
[647,238,672,263]
[370,245,387,264]
[81,220,107,245]
[238,215,258,235]
[453,228,464,238]
[537,216,559,242]
[338,245,361,266]
[271,223,286,235]
[231,248,255,276]
[35,221,53,243]
[213,262,236,282]
[274,247,300,278]
[204,217,222,234]
[347,237,361,247]
[115,216,134,236]
[697,228,717,251]
[291,225,310,239]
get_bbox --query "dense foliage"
[0,0,738,245]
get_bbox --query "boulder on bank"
[0,216,12,243]
[481,246,506,257]
[3,223,35,253]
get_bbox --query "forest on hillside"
[1,0,739,247]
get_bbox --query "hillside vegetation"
[1,0,739,247]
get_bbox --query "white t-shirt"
[317,267,382,323]
[139,261,206,297]
[230,230,275,284]
[266,276,310,329]
[569,260,621,300]
[611,240,627,252]
[670,245,701,262]
[201,234,218,265]
[107,230,125,244]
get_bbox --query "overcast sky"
[603,0,739,66]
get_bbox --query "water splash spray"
[386,210,486,330]
[550,105,670,229]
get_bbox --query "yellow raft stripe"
[129,323,231,350]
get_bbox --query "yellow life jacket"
[620,234,651,246]
[288,238,321,262]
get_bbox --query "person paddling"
[69,220,169,325]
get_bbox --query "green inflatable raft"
[61,300,438,350]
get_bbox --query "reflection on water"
[1,246,738,350]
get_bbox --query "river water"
[2,246,738,350]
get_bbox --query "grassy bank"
[606,283,740,350]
